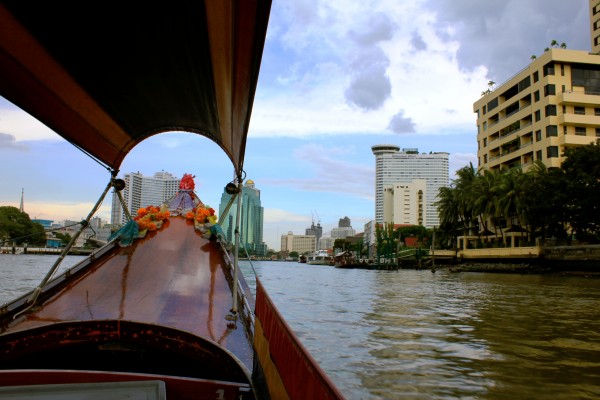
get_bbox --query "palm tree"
[560,42,567,49]
[454,163,478,236]
[550,39,558,48]
[495,168,528,241]
[471,169,499,239]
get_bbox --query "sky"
[0,0,590,250]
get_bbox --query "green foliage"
[0,206,46,245]
[289,251,299,258]
[435,144,600,245]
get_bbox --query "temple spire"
[19,188,24,213]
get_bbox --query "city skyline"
[0,1,589,250]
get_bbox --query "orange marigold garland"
[134,204,170,235]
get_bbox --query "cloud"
[410,31,427,51]
[347,12,396,46]
[449,152,478,180]
[0,105,58,141]
[285,143,374,199]
[388,110,416,134]
[0,132,27,150]
[426,0,589,82]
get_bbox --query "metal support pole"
[18,177,114,315]
[231,180,243,315]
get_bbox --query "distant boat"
[299,254,307,263]
[307,250,333,265]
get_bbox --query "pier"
[0,246,94,256]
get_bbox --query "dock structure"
[0,246,94,255]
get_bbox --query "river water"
[1,255,599,399]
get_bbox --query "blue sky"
[0,0,589,249]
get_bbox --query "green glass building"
[218,180,267,256]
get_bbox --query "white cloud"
[0,107,58,141]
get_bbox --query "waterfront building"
[111,171,179,225]
[383,179,426,226]
[318,236,335,251]
[218,180,267,256]
[280,232,316,255]
[475,3,600,172]
[372,145,449,228]
[474,49,600,172]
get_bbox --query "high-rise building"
[111,171,180,225]
[218,180,266,255]
[591,0,600,53]
[372,145,449,227]
[474,49,600,172]
[305,221,322,242]
[338,216,351,228]
[475,3,600,172]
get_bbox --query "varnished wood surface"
[2,218,253,369]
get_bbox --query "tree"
[0,206,46,245]
[289,251,299,259]
[561,143,600,242]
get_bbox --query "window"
[575,127,587,136]
[545,105,557,116]
[534,90,540,102]
[535,110,541,121]
[535,130,542,141]
[533,71,539,83]
[596,128,600,137]
[547,146,559,158]
[543,63,555,76]
[546,125,558,137]
[561,64,564,76]
[574,106,585,115]
[483,121,487,131]
[483,137,487,147]
[483,154,487,163]
[544,84,555,96]
[595,108,600,116]
[536,150,542,160]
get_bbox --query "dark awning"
[0,0,271,176]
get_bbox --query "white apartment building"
[280,232,317,254]
[111,171,180,225]
[383,179,426,226]
[372,145,449,228]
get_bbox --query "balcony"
[558,134,598,147]
[557,90,600,106]
[558,113,600,126]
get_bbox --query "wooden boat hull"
[0,218,344,398]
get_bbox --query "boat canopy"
[0,1,271,176]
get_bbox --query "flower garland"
[185,204,217,225]
[134,205,170,234]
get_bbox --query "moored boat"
[0,2,344,399]
[307,250,333,266]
